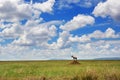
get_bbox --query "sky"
[0,0,120,60]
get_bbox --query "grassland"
[0,60,120,80]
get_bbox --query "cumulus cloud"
[60,14,95,31]
[69,28,120,43]
[93,0,120,21]
[59,28,120,48]
[0,27,120,60]
[25,18,43,27]
[56,0,80,9]
[33,0,55,13]
[76,40,120,58]
[69,35,91,43]
[56,0,105,9]
[0,0,120,60]
[12,24,57,47]
[48,31,71,49]
[0,40,120,60]
[89,28,120,39]
[0,0,59,47]
[49,27,120,49]
[0,0,55,22]
[0,0,32,22]
[0,23,23,39]
[12,31,34,46]
[75,28,119,40]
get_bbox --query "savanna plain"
[0,60,120,80]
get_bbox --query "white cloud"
[39,20,63,27]
[0,0,55,22]
[0,0,120,60]
[69,35,91,43]
[69,28,120,43]
[56,0,105,9]
[0,23,23,39]
[25,19,62,28]
[33,0,55,13]
[0,0,32,22]
[77,40,120,58]
[12,24,57,47]
[0,40,120,60]
[0,0,59,47]
[56,0,80,9]
[89,28,120,39]
[0,17,62,47]
[60,14,95,31]
[0,38,4,43]
[48,31,71,49]
[49,28,120,49]
[93,0,120,21]
[69,28,119,43]
[0,20,12,29]
[12,31,34,46]
[25,18,43,27]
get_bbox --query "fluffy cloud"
[76,40,120,58]
[48,31,71,49]
[12,24,57,47]
[89,28,120,39]
[69,28,120,43]
[60,14,95,31]
[0,40,120,60]
[0,0,120,60]
[0,23,23,39]
[49,27,120,49]
[0,44,73,60]
[0,0,55,22]
[25,18,43,27]
[25,19,62,27]
[33,0,55,13]
[12,32,34,46]
[0,0,32,22]
[93,0,120,21]
[0,27,120,60]
[0,0,58,47]
[56,0,80,9]
[56,0,105,9]
[69,35,91,43]
[0,20,61,39]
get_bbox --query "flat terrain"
[0,60,120,80]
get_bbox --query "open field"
[0,60,120,80]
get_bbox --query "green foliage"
[0,60,120,80]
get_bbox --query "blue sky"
[0,0,120,60]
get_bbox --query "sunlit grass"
[0,60,120,80]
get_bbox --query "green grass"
[0,60,120,80]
